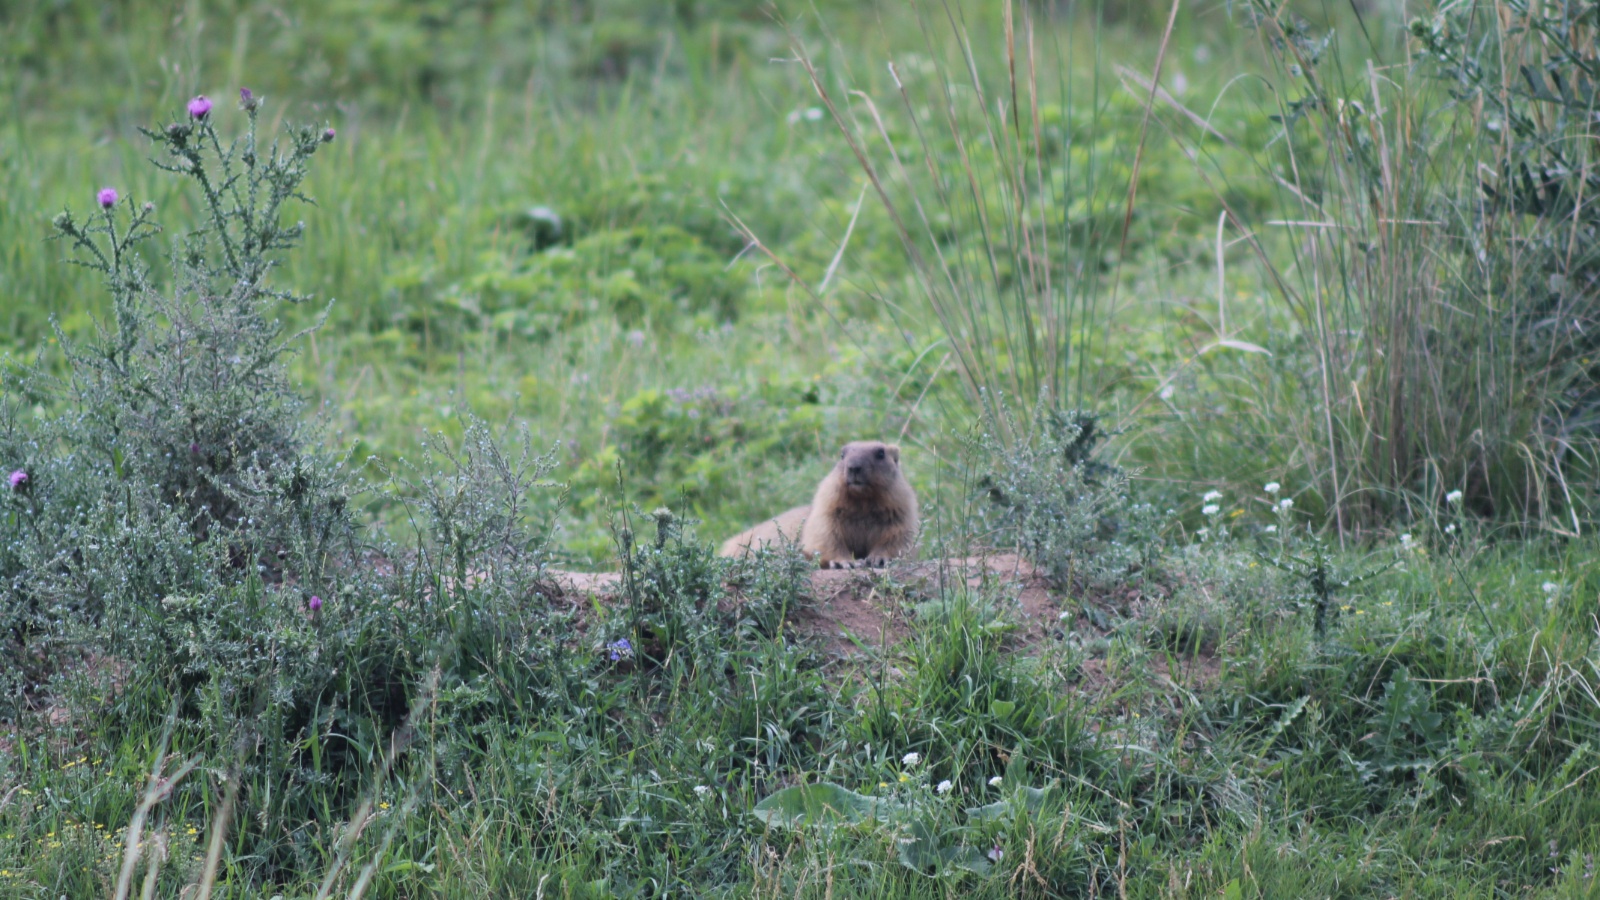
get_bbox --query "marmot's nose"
[847,465,863,478]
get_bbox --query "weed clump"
[972,403,1161,588]
[1,94,352,716]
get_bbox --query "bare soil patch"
[548,553,1214,693]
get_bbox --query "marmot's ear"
[886,445,900,463]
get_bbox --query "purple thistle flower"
[8,470,27,490]
[608,638,632,661]
[190,443,200,454]
[187,95,212,119]
[308,595,323,612]
[97,188,118,209]
[239,87,253,103]
[322,127,336,143]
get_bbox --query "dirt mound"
[550,553,1067,657]
[547,554,1221,696]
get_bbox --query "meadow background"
[1,0,1598,896]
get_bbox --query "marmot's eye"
[875,448,886,460]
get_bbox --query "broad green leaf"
[751,782,901,831]
[896,819,994,877]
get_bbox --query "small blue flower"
[608,638,633,661]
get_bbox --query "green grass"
[3,0,1599,897]
[0,0,1302,553]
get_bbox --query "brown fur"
[717,505,810,558]
[719,441,919,569]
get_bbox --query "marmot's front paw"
[821,556,889,569]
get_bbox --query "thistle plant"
[1253,511,1394,636]
[1,91,350,715]
[48,91,342,550]
[971,402,1161,587]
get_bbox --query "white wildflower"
[1202,504,1221,517]
[1445,489,1464,505]
[1203,490,1223,503]
[988,776,1003,787]
[936,779,953,794]
[1542,581,1559,594]
[1278,498,1294,511]
[1264,525,1277,533]
[694,785,711,797]
[987,846,1004,862]
[1264,482,1281,494]
[901,752,921,767]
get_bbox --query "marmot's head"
[835,441,903,494]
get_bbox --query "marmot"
[719,441,919,568]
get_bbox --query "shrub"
[969,402,1162,587]
[1174,0,1600,528]
[1409,0,1600,518]
[0,93,607,885]
[1,95,352,716]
